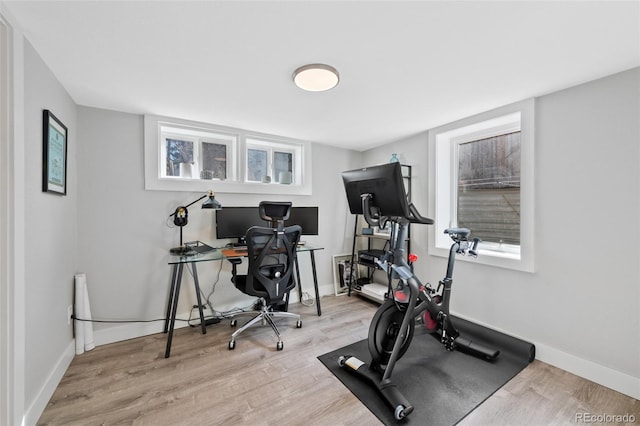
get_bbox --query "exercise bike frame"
[338,194,499,421]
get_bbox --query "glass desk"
[163,244,324,357]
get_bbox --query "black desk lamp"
[169,190,222,255]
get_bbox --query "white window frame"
[155,118,238,184]
[428,99,535,272]
[144,115,312,195]
[244,137,300,184]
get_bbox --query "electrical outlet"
[67,305,73,325]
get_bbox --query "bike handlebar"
[408,203,434,225]
[469,238,480,257]
[361,194,381,227]
[360,194,434,227]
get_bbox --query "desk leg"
[190,263,207,335]
[294,256,303,304]
[165,263,184,358]
[164,264,179,334]
[310,251,321,316]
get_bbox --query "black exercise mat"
[318,316,535,425]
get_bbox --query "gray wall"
[23,39,77,412]
[363,67,640,392]
[76,106,361,340]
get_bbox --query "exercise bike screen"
[342,162,410,217]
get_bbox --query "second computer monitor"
[216,206,318,243]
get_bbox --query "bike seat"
[445,228,470,239]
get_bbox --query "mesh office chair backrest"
[244,224,302,303]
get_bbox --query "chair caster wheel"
[276,341,284,351]
[230,319,237,327]
[228,340,236,350]
[296,320,302,328]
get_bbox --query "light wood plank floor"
[39,295,638,425]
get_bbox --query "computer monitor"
[342,162,410,217]
[287,207,319,235]
[216,206,319,243]
[215,207,264,243]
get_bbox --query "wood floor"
[39,295,638,425]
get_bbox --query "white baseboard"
[289,283,333,304]
[93,317,188,347]
[25,341,75,426]
[452,311,640,399]
[535,342,640,400]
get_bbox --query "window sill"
[429,244,534,273]
[145,177,311,196]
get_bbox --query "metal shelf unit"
[346,164,411,302]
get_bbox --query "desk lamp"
[169,190,221,255]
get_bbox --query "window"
[247,148,268,182]
[274,151,293,184]
[245,137,298,184]
[428,99,534,272]
[144,115,312,195]
[163,137,194,177]
[158,124,236,181]
[457,131,521,247]
[201,140,229,180]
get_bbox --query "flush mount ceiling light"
[293,63,340,92]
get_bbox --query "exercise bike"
[339,163,500,421]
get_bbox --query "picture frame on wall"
[42,109,68,195]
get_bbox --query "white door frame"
[0,8,26,425]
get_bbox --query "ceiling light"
[293,64,339,92]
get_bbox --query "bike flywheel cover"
[368,300,415,366]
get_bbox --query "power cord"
[300,292,315,306]
[74,254,303,326]
[195,259,258,320]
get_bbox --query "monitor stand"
[232,237,247,247]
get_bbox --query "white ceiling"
[4,0,639,151]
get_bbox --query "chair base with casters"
[228,298,302,351]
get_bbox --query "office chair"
[227,201,302,351]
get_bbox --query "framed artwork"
[42,110,68,195]
[332,254,354,296]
